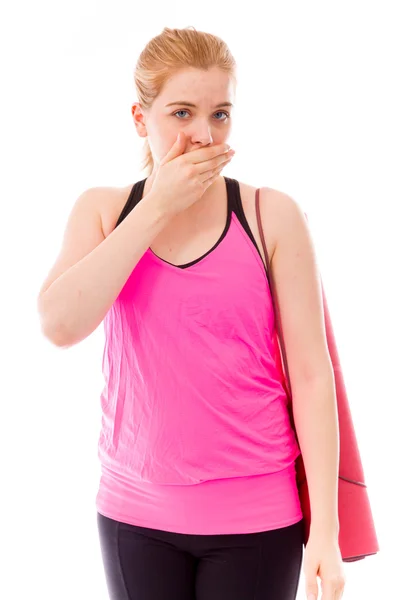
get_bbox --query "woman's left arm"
[264,188,346,599]
[264,188,340,533]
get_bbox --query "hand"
[147,131,234,219]
[303,533,346,600]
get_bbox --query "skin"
[131,66,236,224]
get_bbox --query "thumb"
[160,132,186,165]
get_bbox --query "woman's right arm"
[37,187,171,348]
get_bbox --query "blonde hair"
[134,26,237,177]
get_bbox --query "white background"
[1,1,399,598]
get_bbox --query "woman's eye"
[214,111,230,121]
[174,110,190,118]
[173,110,230,121]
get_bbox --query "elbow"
[39,317,73,349]
[291,366,335,400]
[37,296,72,349]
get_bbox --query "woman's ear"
[131,103,147,138]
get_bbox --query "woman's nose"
[190,126,213,146]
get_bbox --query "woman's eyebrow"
[165,101,234,108]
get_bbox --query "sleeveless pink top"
[96,177,303,534]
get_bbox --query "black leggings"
[97,512,304,600]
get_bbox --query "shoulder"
[239,180,301,222]
[238,180,304,264]
[86,183,134,238]
[258,185,303,219]
[259,186,308,254]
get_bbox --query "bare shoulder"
[261,186,307,266]
[36,184,128,301]
[258,184,301,221]
[237,180,300,266]
[93,183,134,238]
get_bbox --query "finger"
[320,580,335,600]
[189,143,231,165]
[202,170,223,186]
[160,132,187,165]
[196,152,234,175]
[200,161,230,184]
[334,581,346,600]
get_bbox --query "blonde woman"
[37,26,345,600]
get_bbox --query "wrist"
[142,191,174,224]
[309,519,340,540]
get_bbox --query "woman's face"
[133,66,235,167]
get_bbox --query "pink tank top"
[96,177,303,534]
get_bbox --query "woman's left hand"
[303,533,347,600]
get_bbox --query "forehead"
[156,67,235,104]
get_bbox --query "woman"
[37,26,345,600]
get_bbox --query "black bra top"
[114,176,265,271]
